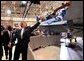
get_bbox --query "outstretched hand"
[36,16,40,22]
[36,16,46,23]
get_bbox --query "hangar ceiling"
[1,1,83,24]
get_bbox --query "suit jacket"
[13,22,40,48]
[3,30,13,45]
[0,40,3,57]
[0,31,3,56]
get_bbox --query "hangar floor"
[2,36,83,60]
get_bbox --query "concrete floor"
[2,46,22,60]
[2,37,83,60]
[2,46,60,60]
[34,46,60,60]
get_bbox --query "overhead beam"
[22,1,32,18]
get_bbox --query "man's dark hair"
[1,25,4,31]
[7,25,12,31]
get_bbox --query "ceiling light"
[21,1,27,4]
[6,9,11,15]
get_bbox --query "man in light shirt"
[13,18,42,60]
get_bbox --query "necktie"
[10,31,12,40]
[21,28,24,39]
[8,31,12,42]
[8,31,12,47]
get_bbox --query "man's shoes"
[6,56,8,59]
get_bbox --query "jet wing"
[40,20,67,26]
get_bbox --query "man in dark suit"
[13,19,41,60]
[3,26,13,60]
[0,27,3,60]
[0,38,3,60]
[0,26,5,60]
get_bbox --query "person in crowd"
[3,25,14,60]
[0,40,3,60]
[12,18,42,60]
[0,26,4,60]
